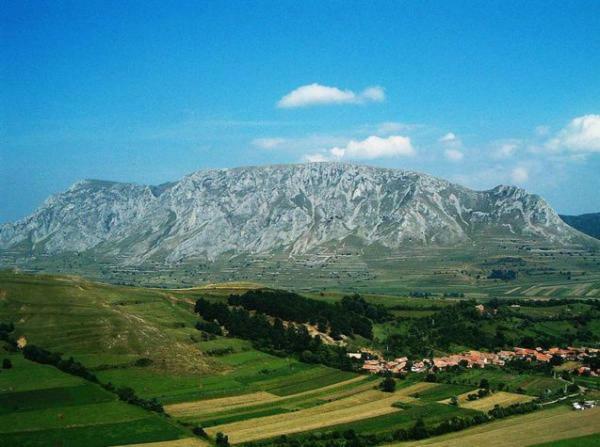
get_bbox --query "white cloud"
[546,114,600,152]
[329,135,415,160]
[376,121,410,135]
[511,166,529,183]
[277,83,385,108]
[439,132,458,143]
[252,137,285,149]
[439,132,463,161]
[492,140,520,159]
[444,149,464,161]
[303,153,330,162]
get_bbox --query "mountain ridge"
[1,163,596,267]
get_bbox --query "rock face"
[0,163,593,264]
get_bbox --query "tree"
[450,396,459,406]
[215,432,229,447]
[479,378,490,390]
[2,358,11,369]
[410,418,429,440]
[192,426,207,437]
[379,376,396,393]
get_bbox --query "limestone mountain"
[1,163,595,266]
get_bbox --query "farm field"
[1,271,599,446]
[459,391,536,411]
[438,368,565,396]
[202,382,473,444]
[95,351,356,404]
[0,353,188,447]
[185,382,488,444]
[392,406,600,447]
[532,433,600,446]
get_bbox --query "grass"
[459,391,536,411]
[409,383,474,401]
[96,354,356,404]
[0,353,189,446]
[439,368,564,396]
[1,271,598,446]
[532,433,600,446]
[112,439,209,447]
[0,352,85,393]
[171,376,377,428]
[0,271,214,375]
[390,406,600,447]
[0,383,115,414]
[324,402,482,437]
[0,418,187,447]
[203,382,456,444]
[205,388,403,443]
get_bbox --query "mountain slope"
[560,213,600,239]
[1,163,596,266]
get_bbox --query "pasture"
[438,368,565,396]
[0,353,188,447]
[459,391,536,411]
[391,406,600,447]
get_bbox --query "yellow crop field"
[459,391,535,411]
[112,438,208,447]
[165,391,279,417]
[205,385,420,444]
[165,375,370,418]
[392,406,600,447]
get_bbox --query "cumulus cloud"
[510,166,529,183]
[329,135,415,160]
[277,83,385,108]
[546,114,600,152]
[252,137,285,149]
[439,132,464,161]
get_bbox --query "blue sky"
[2,0,600,223]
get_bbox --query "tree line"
[227,291,389,339]
[194,298,354,370]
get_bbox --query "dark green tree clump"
[228,290,389,339]
[379,376,396,393]
[194,298,354,370]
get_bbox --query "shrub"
[379,376,396,393]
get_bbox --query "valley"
[0,270,599,446]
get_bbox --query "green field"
[0,352,188,447]
[393,406,600,447]
[438,367,565,396]
[1,271,599,446]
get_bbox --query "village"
[354,345,600,376]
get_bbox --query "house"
[411,361,427,373]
